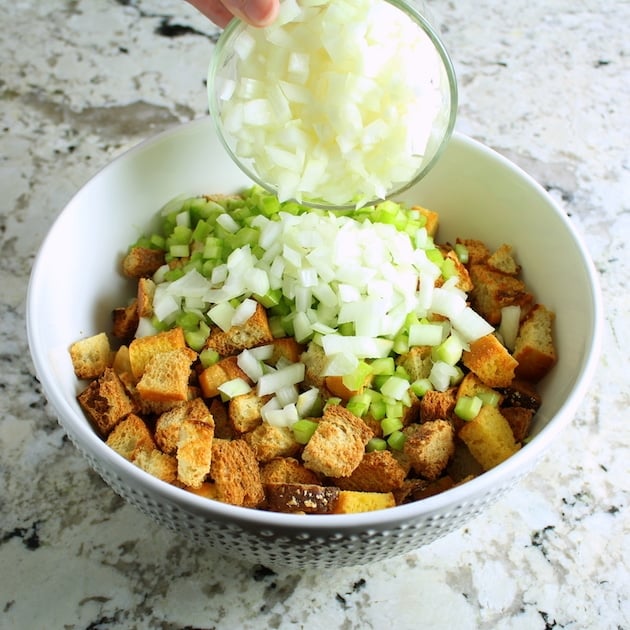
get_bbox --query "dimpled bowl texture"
[27,117,603,570]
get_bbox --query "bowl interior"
[27,117,602,529]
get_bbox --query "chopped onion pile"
[211,0,450,207]
[135,190,495,439]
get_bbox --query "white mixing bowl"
[26,117,603,569]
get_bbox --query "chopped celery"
[441,257,457,280]
[381,416,403,436]
[454,395,483,421]
[370,357,395,376]
[185,328,209,351]
[426,248,444,266]
[292,419,319,444]
[477,390,501,407]
[342,361,372,392]
[454,242,469,264]
[176,311,202,331]
[385,400,404,420]
[337,322,355,336]
[411,378,433,397]
[369,399,387,421]
[199,348,220,368]
[169,244,190,258]
[387,430,406,451]
[366,437,388,452]
[434,334,464,366]
[323,397,342,410]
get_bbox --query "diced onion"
[213,0,449,206]
[257,362,306,396]
[499,305,521,352]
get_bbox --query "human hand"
[186,0,279,28]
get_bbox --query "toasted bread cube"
[267,337,304,365]
[260,457,321,485]
[112,301,139,340]
[198,355,251,398]
[136,277,156,319]
[469,263,533,325]
[69,332,113,380]
[403,420,455,480]
[324,374,371,401]
[498,378,541,411]
[302,405,373,478]
[205,301,274,357]
[155,398,213,455]
[395,476,456,504]
[397,345,433,381]
[122,246,165,279]
[111,345,132,377]
[121,370,196,416]
[77,367,137,437]
[438,249,473,292]
[332,490,396,514]
[500,406,534,443]
[208,398,234,440]
[457,372,504,406]
[228,391,270,433]
[333,449,408,493]
[486,244,521,276]
[128,327,187,380]
[105,413,155,460]
[513,304,557,382]
[420,387,458,423]
[265,483,340,514]
[136,347,197,402]
[185,481,218,499]
[462,333,518,388]
[243,423,300,463]
[412,205,439,237]
[455,238,490,265]
[300,342,328,390]
[210,439,264,508]
[458,405,520,471]
[132,449,178,483]
[177,417,215,488]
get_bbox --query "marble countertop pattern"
[1,0,628,628]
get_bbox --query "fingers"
[186,0,279,27]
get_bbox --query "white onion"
[450,306,495,343]
[237,348,265,382]
[499,305,521,351]
[218,377,252,399]
[215,0,448,206]
[321,334,394,359]
[231,297,257,326]
[429,361,459,392]
[208,301,235,331]
[257,362,306,396]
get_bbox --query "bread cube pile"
[69,210,556,515]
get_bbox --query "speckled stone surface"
[1,1,628,628]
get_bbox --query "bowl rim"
[26,118,604,533]
[207,0,459,211]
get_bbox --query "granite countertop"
[1,1,628,628]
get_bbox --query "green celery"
[387,430,406,451]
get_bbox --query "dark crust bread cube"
[265,482,340,514]
[77,367,137,437]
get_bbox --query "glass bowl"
[207,0,458,210]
